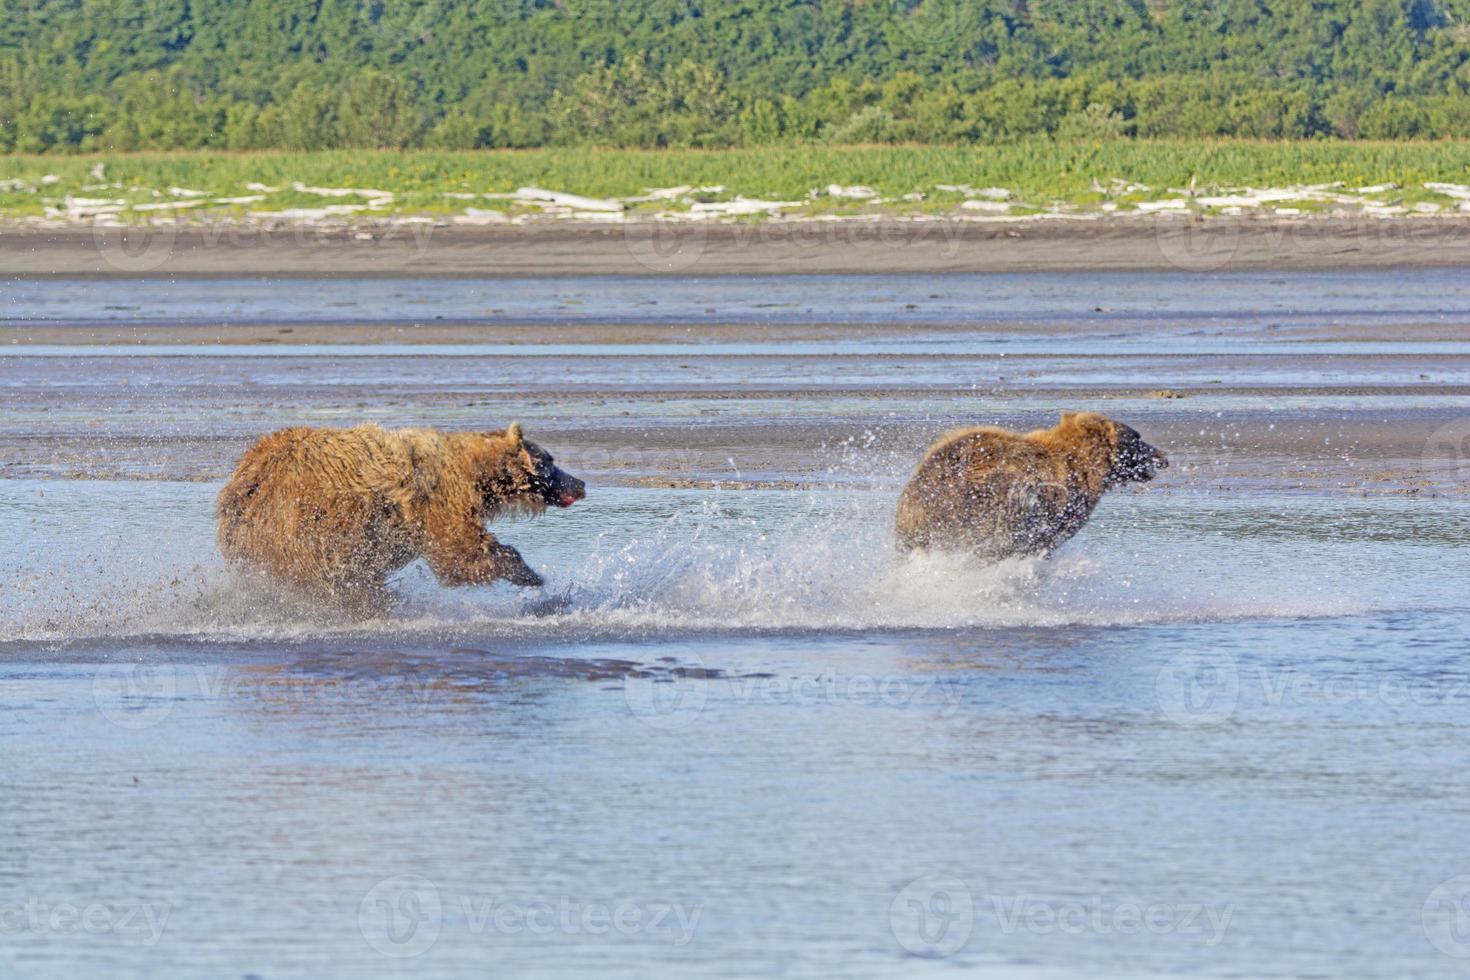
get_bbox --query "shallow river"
[2,271,1469,978]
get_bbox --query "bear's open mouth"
[549,469,586,507]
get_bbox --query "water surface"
[2,271,1469,978]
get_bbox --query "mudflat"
[3,269,1467,497]
[6,215,1470,277]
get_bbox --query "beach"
[7,215,1470,277]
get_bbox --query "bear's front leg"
[485,542,544,588]
[423,529,544,589]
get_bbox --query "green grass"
[3,141,1469,220]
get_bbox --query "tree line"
[4,0,1470,152]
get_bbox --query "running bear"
[895,412,1167,560]
[216,423,585,606]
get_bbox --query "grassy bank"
[4,142,1470,222]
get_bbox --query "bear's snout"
[1134,444,1167,481]
[550,468,586,507]
[1114,436,1167,483]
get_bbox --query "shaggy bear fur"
[895,412,1167,560]
[216,422,584,607]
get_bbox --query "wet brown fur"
[216,422,556,608]
[895,412,1168,561]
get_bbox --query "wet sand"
[2,268,1466,501]
[4,336,1467,497]
[8,319,1470,346]
[6,215,1470,277]
[3,271,1467,495]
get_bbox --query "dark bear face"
[484,422,586,515]
[520,438,586,508]
[1108,422,1169,485]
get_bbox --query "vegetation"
[5,143,1469,221]
[5,0,1470,152]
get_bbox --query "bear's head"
[1060,412,1169,486]
[484,422,586,514]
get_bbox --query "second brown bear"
[895,411,1168,561]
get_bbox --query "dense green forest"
[4,0,1470,152]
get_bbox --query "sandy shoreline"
[9,320,1470,346]
[7,216,1470,276]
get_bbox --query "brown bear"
[895,412,1167,561]
[216,422,584,607]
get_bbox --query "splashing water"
[0,481,1383,649]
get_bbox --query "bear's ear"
[1059,411,1080,425]
[506,421,523,444]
